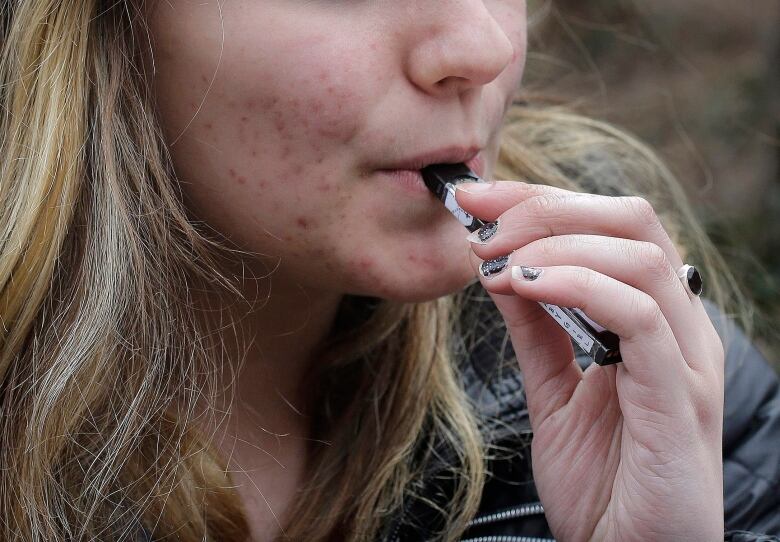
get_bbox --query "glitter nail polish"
[512,266,543,281]
[479,255,510,278]
[466,220,499,244]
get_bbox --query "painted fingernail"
[511,266,543,281]
[466,220,500,244]
[479,255,510,279]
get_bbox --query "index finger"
[454,179,585,220]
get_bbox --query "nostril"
[435,75,467,89]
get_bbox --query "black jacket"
[384,297,780,541]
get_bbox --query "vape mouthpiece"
[420,163,490,233]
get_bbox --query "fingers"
[458,179,721,423]
[469,249,690,398]
[455,179,572,220]
[456,184,686,274]
[484,234,714,371]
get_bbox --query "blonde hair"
[0,2,753,541]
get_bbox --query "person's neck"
[192,262,344,538]
[200,266,343,432]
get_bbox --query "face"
[145,1,527,302]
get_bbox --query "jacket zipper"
[459,502,553,542]
[390,502,548,542]
[388,519,402,542]
[458,537,554,542]
[388,500,405,542]
[464,501,545,528]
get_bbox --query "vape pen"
[421,163,622,366]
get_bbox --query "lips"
[375,151,487,196]
[463,153,486,179]
[382,145,480,170]
[378,146,487,178]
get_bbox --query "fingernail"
[479,255,510,279]
[511,266,543,281]
[466,220,500,244]
[456,181,495,194]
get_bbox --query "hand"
[456,181,726,542]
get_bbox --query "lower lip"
[376,153,486,196]
[376,169,431,194]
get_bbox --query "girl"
[1,1,777,541]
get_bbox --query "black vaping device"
[421,163,622,366]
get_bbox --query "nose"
[405,1,515,97]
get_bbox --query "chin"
[364,265,477,303]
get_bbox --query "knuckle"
[624,196,660,228]
[516,181,547,199]
[572,266,599,294]
[523,193,564,218]
[640,242,674,282]
[536,236,561,259]
[631,293,665,335]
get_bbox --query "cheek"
[218,33,371,165]
[206,44,375,207]
[244,71,361,160]
[155,33,380,240]
[147,7,474,299]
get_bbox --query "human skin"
[145,0,523,303]
[145,0,724,540]
[456,182,725,541]
[144,0,525,538]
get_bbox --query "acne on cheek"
[356,257,374,271]
[190,57,364,225]
[353,256,398,298]
[296,216,315,229]
[307,94,355,142]
[226,86,357,188]
[227,168,249,185]
[346,255,386,292]
[265,65,360,150]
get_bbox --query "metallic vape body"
[420,163,623,366]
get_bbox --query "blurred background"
[523,0,780,367]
